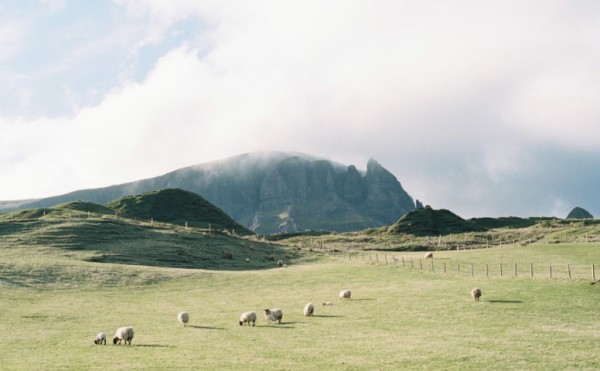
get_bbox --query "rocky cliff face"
[3,152,416,234]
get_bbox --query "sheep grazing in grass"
[94,332,106,345]
[177,311,190,327]
[112,326,134,345]
[424,252,433,259]
[471,288,482,302]
[263,308,283,324]
[277,260,284,267]
[339,289,352,300]
[239,311,257,326]
[304,303,315,316]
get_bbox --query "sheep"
[177,311,190,327]
[239,311,257,326]
[277,260,284,267]
[471,288,482,302]
[263,308,283,324]
[112,326,134,345]
[94,332,106,345]
[424,252,433,259]
[304,303,315,316]
[339,289,352,300]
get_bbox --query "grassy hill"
[387,206,485,236]
[106,188,253,236]
[0,198,306,274]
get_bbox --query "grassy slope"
[0,244,599,369]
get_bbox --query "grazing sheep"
[339,289,352,300]
[322,301,334,306]
[304,303,315,316]
[239,311,257,326]
[471,288,482,302]
[94,332,106,345]
[263,308,283,324]
[177,311,190,327]
[112,326,134,345]
[277,260,284,267]
[424,252,433,259]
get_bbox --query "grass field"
[1,241,600,370]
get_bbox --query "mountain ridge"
[0,151,416,234]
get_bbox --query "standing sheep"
[94,332,106,345]
[177,311,190,327]
[471,288,482,302]
[339,289,352,300]
[112,326,134,345]
[424,252,433,259]
[239,311,257,326]
[263,308,283,324]
[303,303,315,316]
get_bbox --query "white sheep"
[177,311,190,327]
[424,252,433,259]
[471,288,482,302]
[277,260,284,267]
[239,311,257,326]
[263,308,283,324]
[112,326,134,345]
[303,303,315,316]
[339,289,352,300]
[94,332,106,345]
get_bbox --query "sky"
[1,0,600,219]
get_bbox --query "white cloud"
[2,1,600,219]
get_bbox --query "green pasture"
[1,243,600,369]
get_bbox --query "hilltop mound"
[387,206,485,236]
[106,188,253,235]
[566,207,593,219]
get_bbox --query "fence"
[331,251,598,281]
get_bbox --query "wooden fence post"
[410,258,413,268]
[385,255,387,264]
[593,264,596,281]
[514,262,517,277]
[471,263,474,276]
[376,254,379,263]
[530,263,533,278]
[402,257,405,267]
[443,262,446,273]
[549,265,553,279]
[419,259,423,270]
[500,263,503,277]
[568,264,571,279]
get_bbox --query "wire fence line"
[330,250,598,282]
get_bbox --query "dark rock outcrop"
[1,152,416,234]
[566,207,593,219]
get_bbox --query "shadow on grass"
[189,325,226,330]
[312,314,343,318]
[349,298,374,301]
[131,344,172,348]
[487,300,523,304]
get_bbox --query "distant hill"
[1,151,416,234]
[566,207,593,219]
[0,198,298,271]
[387,206,484,236]
[107,188,252,235]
